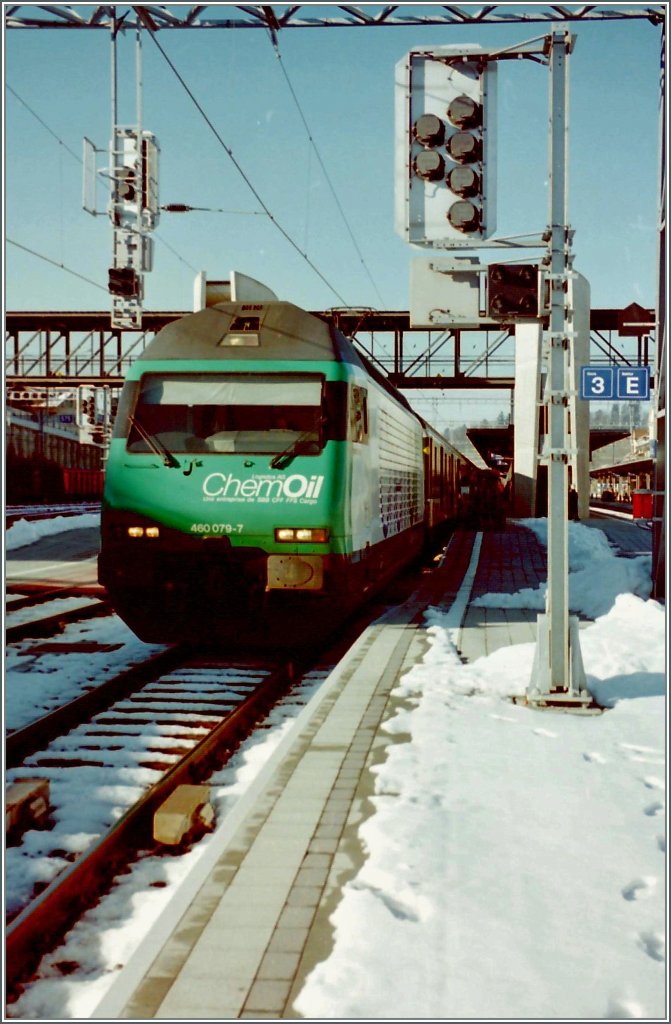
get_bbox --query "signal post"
[395,31,594,709]
[528,32,591,708]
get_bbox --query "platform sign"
[615,366,650,400]
[580,365,650,401]
[580,366,614,400]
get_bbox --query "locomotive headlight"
[126,525,160,538]
[275,527,329,543]
[296,528,329,542]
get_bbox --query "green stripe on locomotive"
[103,357,353,556]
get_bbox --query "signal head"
[487,263,540,319]
[395,46,497,246]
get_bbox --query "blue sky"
[3,4,662,424]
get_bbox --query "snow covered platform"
[89,518,664,1022]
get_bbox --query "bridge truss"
[4,307,656,391]
[4,5,666,31]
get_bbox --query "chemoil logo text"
[203,472,324,503]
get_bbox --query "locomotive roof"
[138,301,356,364]
[136,299,417,418]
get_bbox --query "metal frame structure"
[4,307,655,390]
[4,5,666,31]
[526,29,591,707]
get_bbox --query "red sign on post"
[617,302,654,337]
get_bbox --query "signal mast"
[82,14,159,328]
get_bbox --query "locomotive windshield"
[126,373,325,456]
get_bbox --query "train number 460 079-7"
[190,523,244,535]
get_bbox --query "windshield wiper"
[270,415,325,470]
[128,414,180,468]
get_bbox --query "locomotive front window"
[127,373,325,455]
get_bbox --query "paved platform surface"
[92,518,644,1020]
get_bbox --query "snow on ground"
[295,524,666,1021]
[4,515,667,1020]
[7,595,102,629]
[6,513,101,551]
[5,615,166,734]
[6,512,167,731]
[471,517,654,620]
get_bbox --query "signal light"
[447,200,480,233]
[116,168,136,203]
[81,396,96,424]
[413,150,445,182]
[395,46,497,245]
[447,166,480,197]
[487,263,540,319]
[447,94,481,130]
[446,131,480,164]
[413,113,445,147]
[108,266,140,297]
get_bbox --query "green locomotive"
[99,299,473,645]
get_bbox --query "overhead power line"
[7,81,197,275]
[137,11,349,306]
[6,83,83,164]
[161,203,267,215]
[151,233,199,273]
[268,36,386,308]
[8,239,108,292]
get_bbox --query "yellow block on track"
[153,784,215,846]
[6,778,50,834]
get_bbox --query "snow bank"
[6,513,100,551]
[472,519,652,618]
[295,591,666,1019]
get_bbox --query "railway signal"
[81,396,96,425]
[487,264,541,318]
[108,266,141,298]
[395,45,497,247]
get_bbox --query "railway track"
[5,587,111,643]
[6,583,101,611]
[5,646,328,997]
[5,538,447,1001]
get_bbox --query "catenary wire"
[6,83,84,164]
[6,82,198,275]
[7,239,109,293]
[269,37,387,308]
[139,20,349,306]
